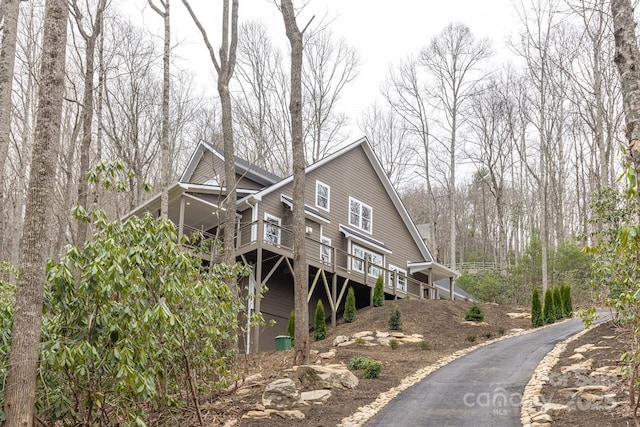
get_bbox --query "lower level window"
[389,265,407,292]
[320,236,332,263]
[351,244,382,278]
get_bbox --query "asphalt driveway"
[366,317,597,427]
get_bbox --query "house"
[129,137,458,351]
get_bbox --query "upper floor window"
[316,181,330,211]
[264,213,281,245]
[349,198,372,233]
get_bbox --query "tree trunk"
[0,0,21,261]
[149,0,171,220]
[611,0,640,178]
[73,0,106,246]
[280,0,309,365]
[3,0,69,423]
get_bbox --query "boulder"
[319,349,336,359]
[376,330,389,338]
[301,389,332,403]
[262,378,301,410]
[337,340,355,347]
[353,331,373,338]
[541,402,569,415]
[295,364,359,390]
[333,335,350,346]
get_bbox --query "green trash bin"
[275,335,292,351]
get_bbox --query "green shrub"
[562,284,573,317]
[354,337,366,345]
[363,360,383,379]
[373,275,385,307]
[287,310,295,343]
[344,286,356,323]
[388,304,402,330]
[466,334,477,343]
[418,339,430,350]
[313,300,327,341]
[543,287,555,324]
[348,356,383,379]
[465,302,484,322]
[389,338,400,350]
[531,287,543,327]
[553,286,563,320]
[498,327,505,335]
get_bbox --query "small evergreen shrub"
[389,338,399,350]
[344,286,356,323]
[373,275,385,307]
[418,339,430,350]
[313,300,327,341]
[287,310,295,343]
[563,284,573,317]
[466,334,477,343]
[531,287,543,328]
[348,356,383,379]
[543,287,555,324]
[553,286,563,320]
[354,337,366,346]
[363,360,383,379]
[465,302,484,322]
[498,327,506,336]
[388,304,402,330]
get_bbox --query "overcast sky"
[123,0,521,141]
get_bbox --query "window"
[316,181,330,211]
[320,236,332,263]
[349,198,372,233]
[351,244,383,278]
[389,265,407,292]
[264,214,281,245]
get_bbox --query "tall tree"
[70,0,107,246]
[148,0,171,219]
[611,0,640,180]
[0,0,22,261]
[181,0,239,273]
[280,0,312,365]
[420,22,491,270]
[3,0,69,423]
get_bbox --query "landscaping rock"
[319,349,336,359]
[541,402,568,415]
[375,331,389,338]
[333,335,350,346]
[337,340,355,347]
[295,364,359,390]
[301,389,332,403]
[353,331,373,338]
[262,378,301,410]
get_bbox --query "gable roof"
[180,140,282,187]
[239,137,439,265]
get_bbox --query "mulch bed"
[540,320,635,426]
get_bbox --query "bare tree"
[148,0,171,219]
[279,0,312,366]
[420,22,492,270]
[303,27,358,163]
[359,103,413,188]
[611,0,640,177]
[181,0,239,272]
[70,0,107,246]
[3,0,69,423]
[0,0,23,261]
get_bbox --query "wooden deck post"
[449,276,454,300]
[252,248,263,353]
[331,273,337,328]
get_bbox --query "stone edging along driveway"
[338,320,574,427]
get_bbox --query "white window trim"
[348,197,373,234]
[351,243,383,278]
[316,180,330,212]
[264,213,281,245]
[320,236,332,264]
[389,264,407,292]
[250,203,258,242]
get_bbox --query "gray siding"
[258,145,426,275]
